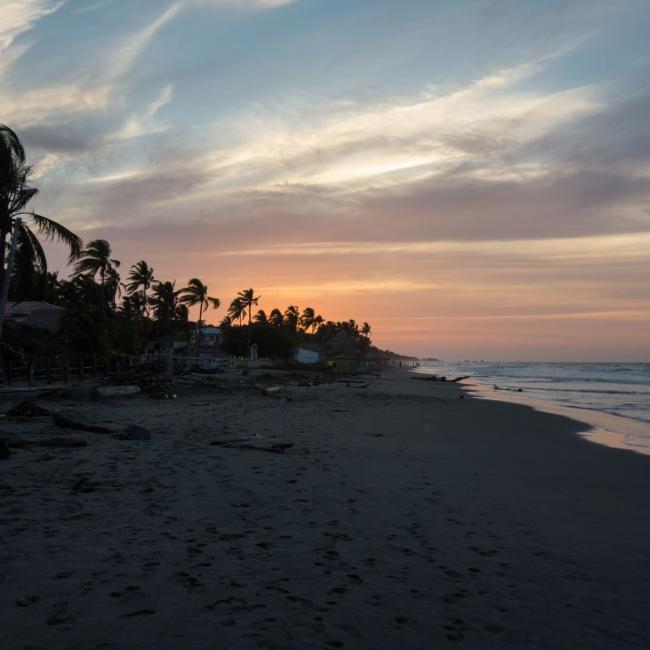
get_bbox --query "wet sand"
[1,369,649,649]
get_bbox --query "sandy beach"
[1,368,649,649]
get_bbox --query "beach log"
[52,413,113,434]
[94,385,141,398]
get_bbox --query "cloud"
[0,0,62,54]
[112,85,175,140]
[188,0,298,8]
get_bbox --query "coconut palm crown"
[236,288,261,356]
[126,260,155,316]
[179,278,220,350]
[1,124,81,306]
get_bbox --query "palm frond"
[19,223,47,273]
[30,213,82,259]
[9,186,38,213]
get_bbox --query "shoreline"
[411,366,650,457]
[1,367,649,648]
[461,376,650,457]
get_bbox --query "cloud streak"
[3,0,648,358]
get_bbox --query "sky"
[2,0,650,360]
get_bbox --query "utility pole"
[0,217,21,344]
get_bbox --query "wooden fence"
[0,353,234,388]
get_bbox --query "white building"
[294,344,322,364]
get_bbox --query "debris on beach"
[52,412,113,433]
[210,440,294,453]
[116,425,151,441]
[94,385,141,398]
[6,400,50,418]
[411,375,470,383]
[258,385,283,396]
[493,385,524,392]
[97,369,176,399]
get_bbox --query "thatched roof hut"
[5,302,65,332]
[3,302,68,354]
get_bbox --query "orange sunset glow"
[4,0,650,360]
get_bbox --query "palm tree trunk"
[0,218,21,345]
[100,267,106,319]
[246,302,252,358]
[197,302,204,355]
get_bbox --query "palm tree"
[300,307,315,333]
[179,278,220,352]
[126,260,154,316]
[237,288,261,356]
[311,314,324,333]
[361,322,371,337]
[150,280,181,372]
[0,124,82,340]
[104,265,122,306]
[228,297,246,325]
[73,239,120,312]
[268,308,284,327]
[254,309,268,324]
[284,305,300,332]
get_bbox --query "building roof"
[5,301,65,332]
[192,325,221,334]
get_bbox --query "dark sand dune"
[1,369,649,649]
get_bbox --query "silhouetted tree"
[125,260,154,316]
[0,124,81,339]
[236,288,261,356]
[73,239,120,313]
[179,278,219,351]
[228,297,246,325]
[284,305,300,332]
[268,308,284,327]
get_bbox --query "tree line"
[1,124,372,361]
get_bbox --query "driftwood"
[210,440,293,454]
[253,385,283,396]
[6,400,50,418]
[94,385,141,398]
[410,375,471,383]
[52,412,112,434]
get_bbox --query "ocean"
[414,362,650,453]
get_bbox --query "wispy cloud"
[0,0,62,54]
[3,0,648,358]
